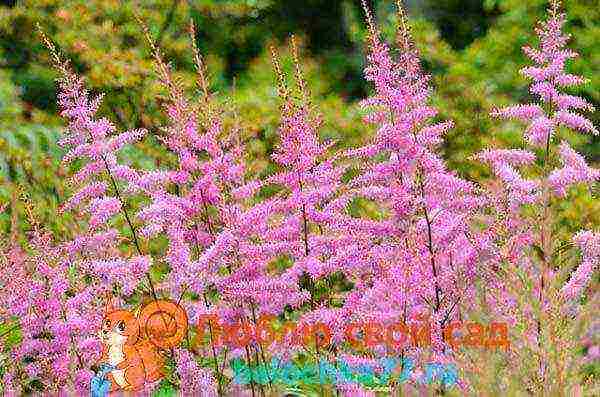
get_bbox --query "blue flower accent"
[419,362,458,388]
[90,363,116,397]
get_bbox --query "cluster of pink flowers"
[0,0,596,395]
[0,211,101,394]
[480,0,597,303]
[476,0,598,389]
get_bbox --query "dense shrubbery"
[0,0,598,396]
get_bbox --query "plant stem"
[296,172,325,396]
[418,174,442,313]
[244,347,256,397]
[99,154,160,301]
[537,104,554,386]
[201,293,224,395]
[249,303,274,389]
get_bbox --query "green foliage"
[436,0,599,179]
[151,378,178,397]
[0,68,66,238]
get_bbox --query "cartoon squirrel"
[96,299,188,393]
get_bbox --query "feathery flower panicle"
[131,22,309,392]
[258,40,348,301]
[62,181,108,212]
[478,1,598,390]
[221,275,310,315]
[90,256,151,296]
[561,231,599,301]
[52,64,143,189]
[0,204,102,394]
[491,1,596,146]
[133,20,243,300]
[86,197,122,229]
[479,0,598,253]
[479,0,597,251]
[490,104,544,121]
[330,0,485,372]
[38,29,149,299]
[554,110,598,135]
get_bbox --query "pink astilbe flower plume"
[259,39,348,308]
[0,193,101,394]
[37,28,155,301]
[329,1,485,375]
[478,0,598,267]
[133,21,313,392]
[561,231,599,301]
[477,1,598,391]
[491,0,597,144]
[133,22,298,322]
[175,348,218,396]
[133,20,240,300]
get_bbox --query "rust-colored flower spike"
[395,0,413,52]
[360,0,378,41]
[9,188,19,243]
[290,35,311,110]
[290,35,323,129]
[37,24,72,78]
[189,19,219,125]
[549,0,562,17]
[269,44,291,106]
[189,19,211,106]
[394,0,422,78]
[136,13,185,111]
[17,185,41,235]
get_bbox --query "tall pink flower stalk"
[0,199,101,394]
[134,22,312,393]
[259,40,347,308]
[327,1,486,383]
[37,31,154,300]
[477,0,598,391]
[479,0,598,313]
[130,22,261,393]
[2,28,158,395]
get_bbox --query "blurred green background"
[0,0,598,239]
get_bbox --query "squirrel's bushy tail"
[139,300,188,349]
[138,300,188,383]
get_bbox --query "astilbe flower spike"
[0,192,102,394]
[478,0,598,392]
[480,0,598,309]
[490,0,597,145]
[228,39,352,373]
[133,21,311,393]
[4,27,159,394]
[37,28,154,300]
[327,1,485,384]
[262,39,347,302]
